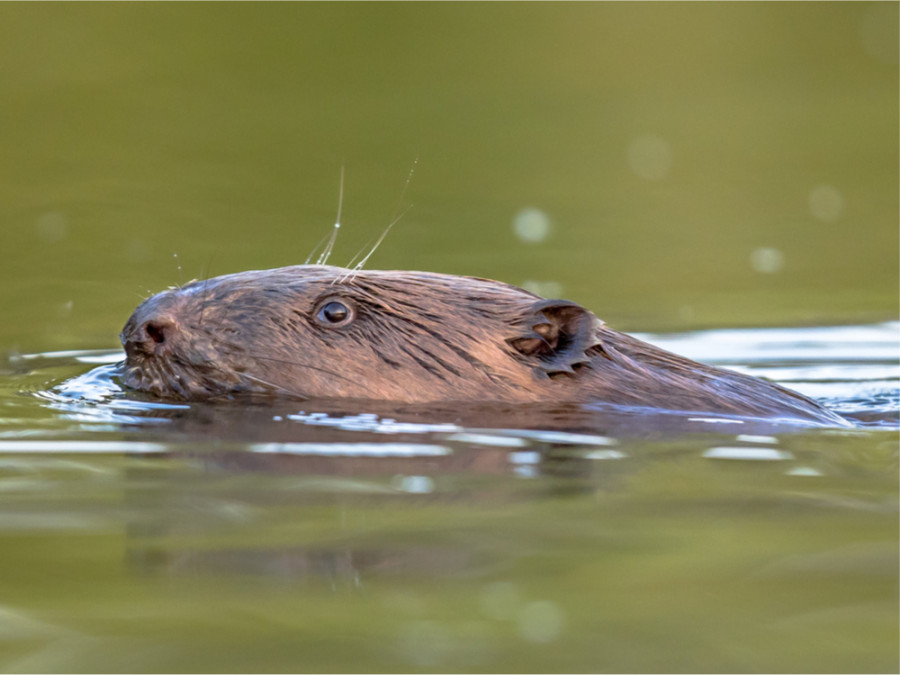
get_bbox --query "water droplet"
[517,600,565,643]
[513,208,551,243]
[809,185,844,222]
[627,135,672,180]
[35,212,68,243]
[750,247,784,274]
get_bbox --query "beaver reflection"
[121,264,848,426]
[122,436,614,582]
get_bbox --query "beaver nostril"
[123,317,178,359]
[141,320,176,347]
[145,322,167,344]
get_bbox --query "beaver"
[119,264,848,426]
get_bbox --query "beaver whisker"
[238,372,309,400]
[314,165,345,266]
[338,203,414,286]
[155,359,188,399]
[338,159,417,282]
[239,351,359,386]
[172,252,184,289]
[138,362,163,396]
[155,354,220,400]
[197,256,217,328]
[304,230,331,266]
[318,222,342,267]
[202,334,360,387]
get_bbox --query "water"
[0,3,896,672]
[0,322,896,673]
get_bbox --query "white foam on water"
[0,441,167,454]
[703,447,794,461]
[250,442,452,458]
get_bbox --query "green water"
[0,3,897,673]
[1,3,897,352]
[0,434,896,673]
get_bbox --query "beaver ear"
[507,299,602,374]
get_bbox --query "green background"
[0,2,897,354]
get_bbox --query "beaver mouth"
[121,352,312,402]
[121,354,238,401]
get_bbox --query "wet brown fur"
[120,265,848,425]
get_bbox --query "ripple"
[249,442,451,457]
[15,322,900,437]
[703,447,794,461]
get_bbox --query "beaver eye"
[315,299,355,327]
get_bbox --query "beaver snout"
[122,316,179,359]
[121,318,178,357]
[121,291,187,361]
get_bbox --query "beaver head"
[120,265,604,402]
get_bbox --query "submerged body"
[120,265,848,426]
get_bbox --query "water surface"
[0,323,896,673]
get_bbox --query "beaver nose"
[123,318,178,358]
